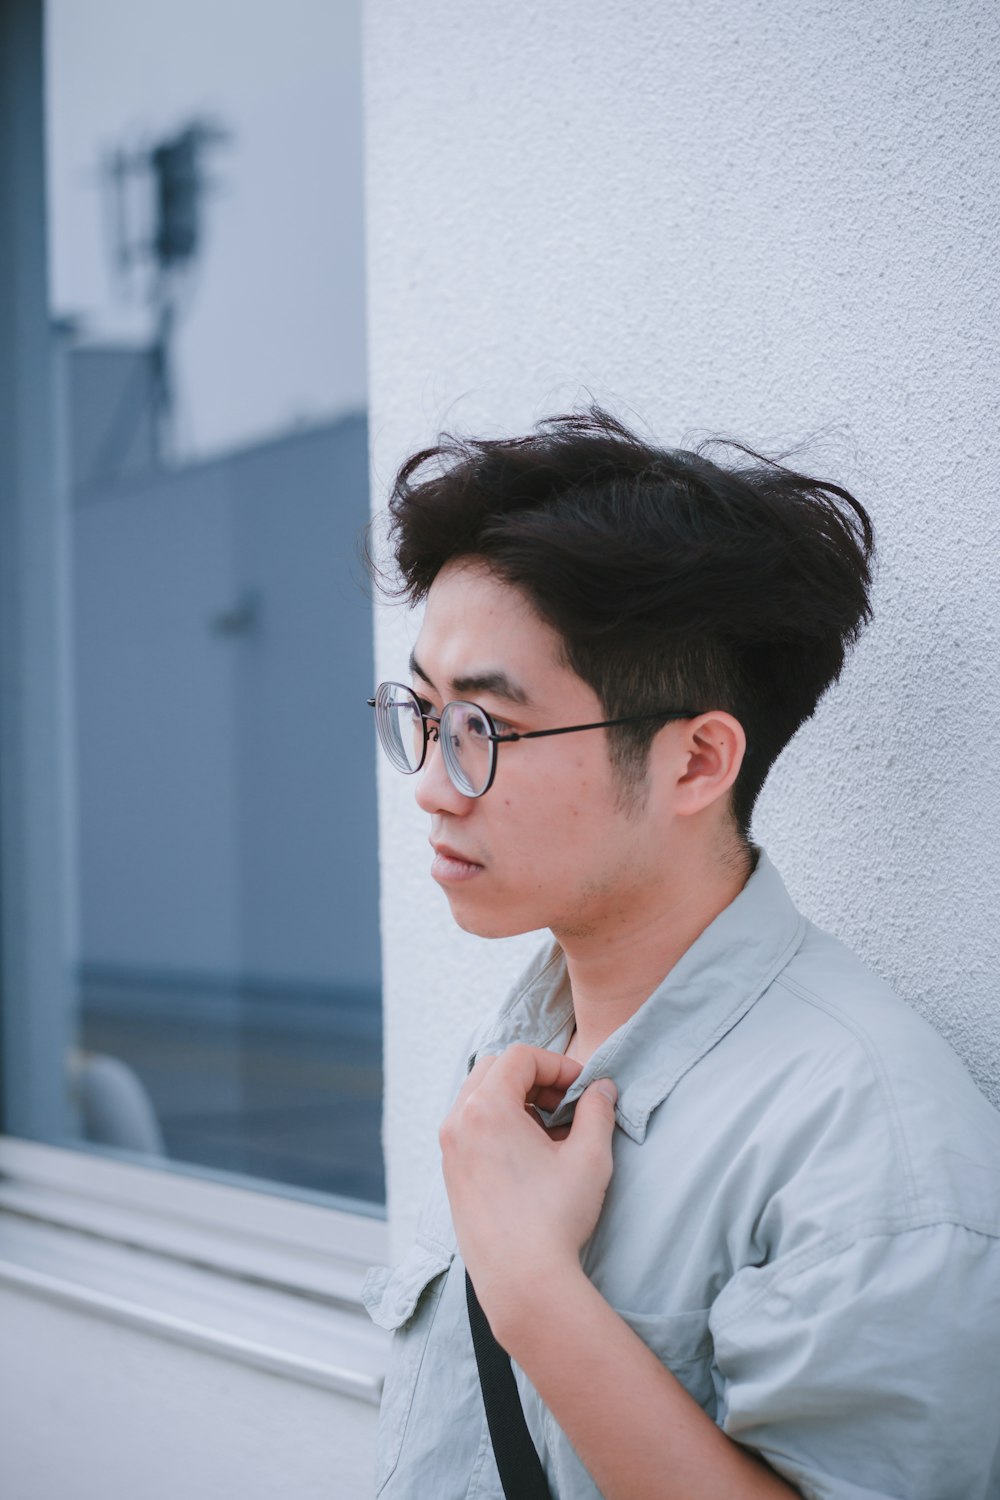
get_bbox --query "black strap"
[466,1270,553,1500]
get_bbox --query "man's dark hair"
[376,407,874,839]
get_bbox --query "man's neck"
[559,843,754,1066]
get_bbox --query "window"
[1,0,383,1215]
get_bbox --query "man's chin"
[441,887,542,941]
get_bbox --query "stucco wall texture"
[364,0,1000,1255]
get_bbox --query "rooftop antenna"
[104,117,230,463]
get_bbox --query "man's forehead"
[411,559,579,706]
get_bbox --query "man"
[363,409,1000,1499]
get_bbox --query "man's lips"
[430,842,485,882]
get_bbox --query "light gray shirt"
[364,851,1000,1498]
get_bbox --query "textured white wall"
[365,0,1000,1256]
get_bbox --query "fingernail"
[594,1078,618,1106]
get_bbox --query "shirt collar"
[472,849,807,1143]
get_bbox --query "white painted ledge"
[0,1135,387,1303]
[0,1136,390,1404]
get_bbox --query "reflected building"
[64,336,383,1204]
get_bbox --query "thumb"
[568,1077,619,1159]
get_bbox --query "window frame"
[0,1136,389,1403]
[0,0,387,1389]
[0,1135,387,1306]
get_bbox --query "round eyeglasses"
[367,682,700,799]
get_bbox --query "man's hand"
[441,1045,800,1498]
[439,1043,618,1338]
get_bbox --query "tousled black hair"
[374,408,874,838]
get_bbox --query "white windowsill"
[0,1135,388,1301]
[0,1135,390,1401]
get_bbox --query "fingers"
[537,1076,618,1140]
[491,1043,582,1102]
[455,1044,582,1110]
[451,1053,498,1111]
[523,1084,583,1126]
[448,1047,615,1157]
[529,1082,575,1113]
[566,1077,618,1166]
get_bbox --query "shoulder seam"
[712,1217,1000,1333]
[773,971,921,1216]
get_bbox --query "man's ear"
[669,712,747,817]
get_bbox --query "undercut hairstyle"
[375,408,874,839]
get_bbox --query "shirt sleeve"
[709,1222,1000,1500]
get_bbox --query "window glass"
[23,0,383,1206]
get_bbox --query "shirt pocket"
[363,1240,455,1495]
[615,1305,717,1415]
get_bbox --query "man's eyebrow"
[451,670,532,706]
[408,651,532,707]
[408,651,436,689]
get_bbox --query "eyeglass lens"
[374,684,495,797]
[375,685,425,773]
[439,702,494,797]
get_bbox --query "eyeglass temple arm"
[367,695,701,743]
[490,711,699,744]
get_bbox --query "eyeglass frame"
[367,681,701,799]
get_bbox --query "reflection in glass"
[43,0,382,1205]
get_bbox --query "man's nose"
[414,734,473,815]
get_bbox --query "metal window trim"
[0,1134,388,1307]
[0,1206,389,1405]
